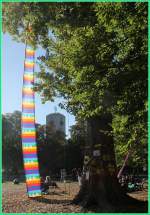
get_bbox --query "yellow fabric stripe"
[22,132,36,136]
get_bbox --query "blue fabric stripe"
[22,141,36,144]
[23,158,38,163]
[22,129,36,133]
[23,95,34,99]
[23,82,33,86]
[22,142,37,146]
[22,124,35,128]
[24,154,37,159]
[26,174,40,179]
[26,55,34,60]
[22,113,35,117]
[23,158,38,162]
[24,71,34,75]
[22,109,35,114]
[25,58,34,63]
[22,137,36,142]
[25,169,39,174]
[23,86,34,90]
[28,186,41,192]
[28,190,41,195]
[24,68,34,72]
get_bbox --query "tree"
[70,118,86,146]
[112,114,148,173]
[3,2,148,212]
[37,123,66,176]
[2,111,23,178]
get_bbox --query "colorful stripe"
[22,131,36,134]
[25,62,35,69]
[26,49,35,56]
[24,76,34,82]
[24,150,37,155]
[22,45,41,197]
[22,128,36,132]
[22,110,35,114]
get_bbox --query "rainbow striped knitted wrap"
[22,45,41,197]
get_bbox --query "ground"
[2,182,148,213]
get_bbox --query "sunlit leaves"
[3,2,148,167]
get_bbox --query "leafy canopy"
[3,2,148,166]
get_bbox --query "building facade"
[46,113,66,134]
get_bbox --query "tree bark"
[73,114,136,212]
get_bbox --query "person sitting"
[13,178,19,184]
[41,177,49,194]
[45,176,51,185]
[77,168,82,187]
[45,175,59,188]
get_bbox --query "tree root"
[73,188,148,213]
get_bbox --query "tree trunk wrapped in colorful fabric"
[21,45,41,197]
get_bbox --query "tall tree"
[3,2,148,211]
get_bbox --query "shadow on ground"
[31,195,148,213]
[31,196,71,205]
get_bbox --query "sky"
[2,33,75,137]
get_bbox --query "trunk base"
[73,193,148,213]
[72,177,148,213]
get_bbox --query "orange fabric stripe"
[24,163,39,168]
[23,88,34,94]
[22,134,36,139]
[26,49,35,57]
[26,179,41,184]
[25,62,34,69]
[22,117,34,120]
[22,118,35,123]
[22,103,35,108]
[24,75,34,82]
[27,182,40,186]
[22,134,36,138]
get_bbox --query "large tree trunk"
[73,114,139,212]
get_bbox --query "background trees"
[2,111,84,180]
[2,111,23,179]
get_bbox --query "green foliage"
[36,123,83,175]
[112,114,147,168]
[2,111,22,150]
[3,2,148,169]
[2,111,83,178]
[2,111,23,176]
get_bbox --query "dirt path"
[2,182,148,213]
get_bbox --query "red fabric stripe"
[24,166,39,170]
[23,151,37,154]
[27,183,41,187]
[22,119,34,123]
[22,134,36,138]
[22,121,34,124]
